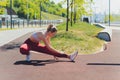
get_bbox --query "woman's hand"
[60,51,65,54]
[54,56,59,61]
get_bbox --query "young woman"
[20,24,78,62]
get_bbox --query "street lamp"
[10,0,12,29]
[27,1,29,27]
[109,0,110,26]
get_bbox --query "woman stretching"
[20,24,78,62]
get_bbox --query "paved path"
[0,27,120,80]
[0,27,46,46]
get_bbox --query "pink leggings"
[20,38,68,58]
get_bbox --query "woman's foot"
[70,50,78,61]
[54,56,59,61]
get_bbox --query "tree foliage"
[1,0,67,19]
[0,0,7,14]
[62,0,93,20]
[0,0,93,20]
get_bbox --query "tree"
[62,0,86,31]
[104,14,114,23]
[66,0,69,31]
[3,0,67,19]
[0,1,7,14]
[70,0,73,26]
[62,0,93,31]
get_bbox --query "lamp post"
[27,1,29,27]
[10,0,12,29]
[108,0,110,26]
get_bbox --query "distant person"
[19,24,78,62]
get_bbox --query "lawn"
[51,22,104,54]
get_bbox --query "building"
[0,7,18,22]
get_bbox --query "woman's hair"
[47,24,57,33]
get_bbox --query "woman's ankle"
[26,54,30,61]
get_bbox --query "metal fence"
[0,19,63,28]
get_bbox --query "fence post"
[18,20,20,28]
[23,20,24,27]
[6,20,8,28]
[0,20,2,28]
[13,21,14,28]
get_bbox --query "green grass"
[0,27,21,31]
[42,12,65,20]
[0,28,15,31]
[51,22,104,54]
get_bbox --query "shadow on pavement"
[14,59,71,66]
[0,42,22,51]
[87,63,120,66]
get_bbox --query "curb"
[97,27,112,41]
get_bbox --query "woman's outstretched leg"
[31,43,78,61]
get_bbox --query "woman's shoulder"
[32,29,46,36]
[39,30,46,35]
[32,30,44,35]
[37,30,46,37]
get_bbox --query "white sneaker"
[70,50,78,61]
[26,54,30,61]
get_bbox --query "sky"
[93,0,120,14]
[51,0,120,14]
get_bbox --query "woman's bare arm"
[42,36,63,54]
